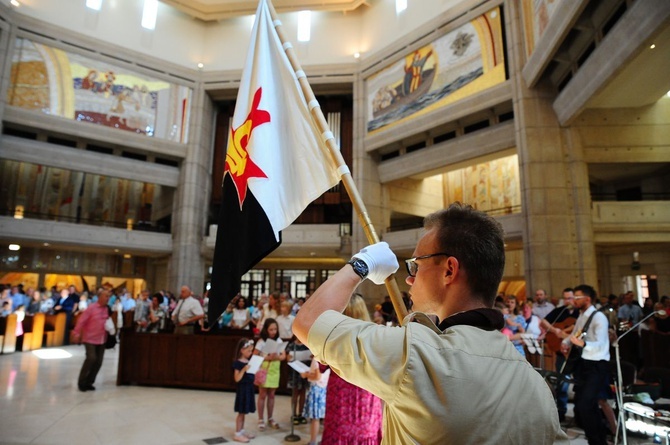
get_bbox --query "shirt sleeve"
[73,308,91,336]
[307,310,409,401]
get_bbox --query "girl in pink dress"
[320,294,383,445]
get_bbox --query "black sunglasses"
[405,253,453,277]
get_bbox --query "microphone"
[615,309,667,344]
[613,308,666,445]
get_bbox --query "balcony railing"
[0,209,170,233]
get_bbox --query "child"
[232,338,257,443]
[254,318,286,431]
[301,358,330,445]
[286,337,311,425]
[276,301,295,341]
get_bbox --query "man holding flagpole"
[294,203,569,444]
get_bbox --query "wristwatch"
[348,258,369,280]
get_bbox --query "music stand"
[614,309,666,445]
[285,341,300,442]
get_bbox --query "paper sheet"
[288,349,312,362]
[287,360,311,374]
[247,355,265,374]
[262,339,287,355]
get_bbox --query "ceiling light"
[396,0,407,14]
[9,244,21,251]
[650,44,656,49]
[43,242,50,247]
[10,0,19,7]
[86,0,102,11]
[354,52,360,59]
[197,62,204,69]
[142,0,158,30]
[123,254,132,259]
[297,10,311,42]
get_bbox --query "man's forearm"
[293,265,361,343]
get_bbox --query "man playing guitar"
[540,288,578,422]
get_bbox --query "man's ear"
[444,257,459,282]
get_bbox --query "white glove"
[352,242,399,285]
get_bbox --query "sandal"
[242,429,255,439]
[268,418,280,429]
[258,419,266,431]
[292,416,300,425]
[233,433,250,443]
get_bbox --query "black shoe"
[559,413,566,423]
[78,385,88,392]
[86,385,96,391]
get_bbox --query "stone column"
[506,1,597,300]
[352,71,391,303]
[168,84,215,295]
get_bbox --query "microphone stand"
[285,341,300,442]
[613,309,663,445]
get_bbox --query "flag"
[208,0,341,324]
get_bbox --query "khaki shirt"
[308,310,570,445]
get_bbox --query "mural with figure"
[8,38,191,143]
[365,7,505,134]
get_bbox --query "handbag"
[104,333,117,350]
[254,368,267,386]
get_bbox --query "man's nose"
[405,275,415,286]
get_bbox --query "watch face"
[350,259,368,278]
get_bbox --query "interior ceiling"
[586,21,670,109]
[159,0,369,21]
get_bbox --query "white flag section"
[229,0,341,241]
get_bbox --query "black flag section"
[208,174,280,326]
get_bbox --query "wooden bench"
[44,313,67,347]
[0,314,18,354]
[20,313,46,351]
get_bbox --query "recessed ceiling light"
[10,0,20,7]
[197,62,204,69]
[650,44,656,49]
[354,52,360,59]
[142,0,158,30]
[86,0,102,11]
[9,244,20,251]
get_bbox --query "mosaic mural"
[365,7,506,134]
[8,38,191,143]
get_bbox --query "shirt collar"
[404,308,504,333]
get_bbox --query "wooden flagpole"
[266,0,409,321]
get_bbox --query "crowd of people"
[3,203,669,444]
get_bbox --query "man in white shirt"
[172,285,204,335]
[561,284,610,445]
